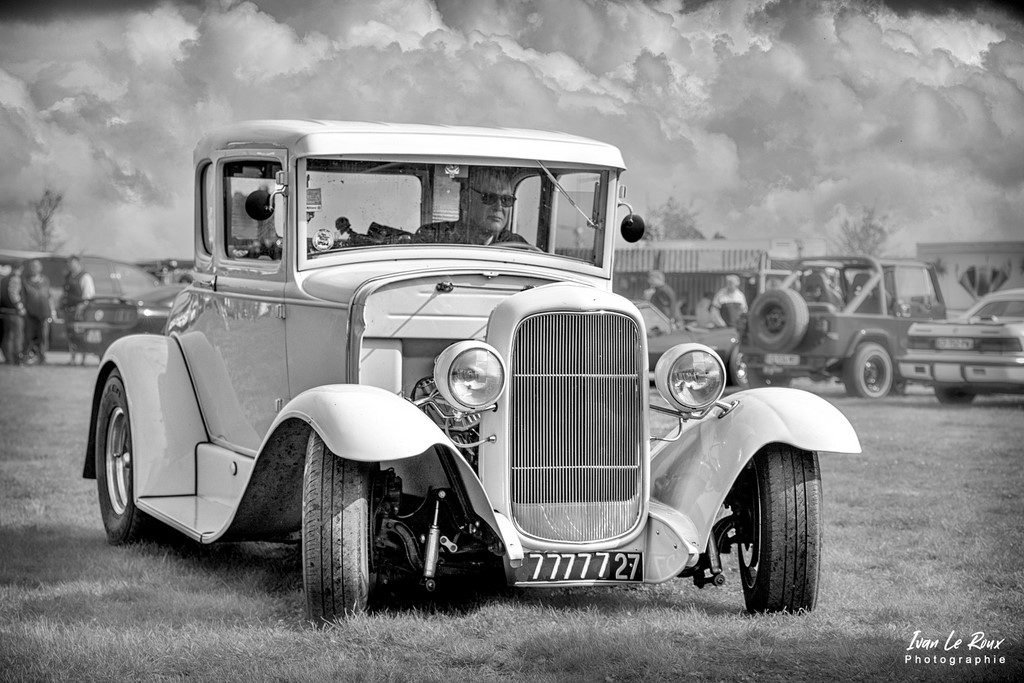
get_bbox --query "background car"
[739,256,945,398]
[634,299,746,387]
[0,250,162,361]
[900,287,1024,403]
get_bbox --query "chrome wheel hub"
[104,406,131,515]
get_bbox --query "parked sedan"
[900,287,1024,403]
[635,300,747,387]
[0,250,162,362]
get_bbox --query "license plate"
[517,551,643,583]
[935,338,973,350]
[764,353,800,366]
[85,330,102,344]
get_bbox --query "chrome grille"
[509,311,644,542]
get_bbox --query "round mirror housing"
[245,189,274,221]
[618,201,645,243]
[620,213,645,243]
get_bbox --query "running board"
[137,495,234,542]
[136,442,254,542]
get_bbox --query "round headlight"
[655,343,726,413]
[433,341,507,412]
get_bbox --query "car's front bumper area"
[510,501,700,587]
[899,351,1024,391]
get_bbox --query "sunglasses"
[470,187,516,207]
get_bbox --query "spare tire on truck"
[747,288,809,353]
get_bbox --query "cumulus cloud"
[0,0,1021,260]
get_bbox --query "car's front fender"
[651,387,860,549]
[264,385,524,566]
[266,384,458,462]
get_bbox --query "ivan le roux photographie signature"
[905,630,1008,666]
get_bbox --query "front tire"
[302,432,379,624]
[843,342,893,398]
[95,370,155,544]
[734,445,822,613]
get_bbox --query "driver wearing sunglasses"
[414,168,530,246]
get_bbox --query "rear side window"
[199,162,215,256]
[975,299,1024,320]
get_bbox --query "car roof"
[196,120,627,169]
[0,248,51,262]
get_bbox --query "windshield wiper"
[536,160,597,229]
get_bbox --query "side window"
[891,265,940,318]
[894,266,936,304]
[883,269,896,313]
[224,160,284,260]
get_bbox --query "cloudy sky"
[1,0,1022,261]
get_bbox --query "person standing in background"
[645,270,679,324]
[63,255,96,365]
[711,274,748,327]
[1,263,26,364]
[21,259,55,365]
[695,291,716,328]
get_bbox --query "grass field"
[1,358,1022,682]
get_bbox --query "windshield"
[302,160,609,267]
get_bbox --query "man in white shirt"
[711,274,748,327]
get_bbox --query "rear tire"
[843,342,893,399]
[302,432,379,624]
[95,370,156,544]
[734,445,822,613]
[935,386,976,404]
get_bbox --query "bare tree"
[30,186,66,252]
[833,205,891,257]
[643,196,704,242]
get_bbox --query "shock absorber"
[421,490,446,591]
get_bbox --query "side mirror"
[618,201,645,243]
[245,189,274,221]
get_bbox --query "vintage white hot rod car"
[83,121,860,623]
